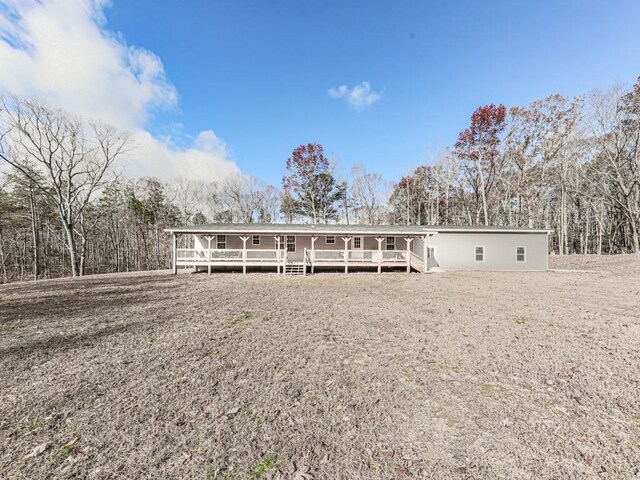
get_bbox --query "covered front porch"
[171,232,434,275]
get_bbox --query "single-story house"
[165,224,552,274]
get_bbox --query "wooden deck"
[174,248,426,274]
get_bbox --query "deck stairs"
[409,251,425,273]
[285,262,305,275]
[411,261,424,273]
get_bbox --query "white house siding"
[426,232,549,271]
[194,234,281,250]
[194,235,406,254]
[190,231,548,271]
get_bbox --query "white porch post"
[240,236,249,275]
[404,237,414,273]
[282,249,287,275]
[205,236,214,275]
[274,236,281,274]
[375,237,384,274]
[192,234,198,273]
[171,233,177,275]
[303,247,307,276]
[423,235,428,274]
[310,236,318,274]
[342,237,351,273]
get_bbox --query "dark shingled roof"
[165,223,552,235]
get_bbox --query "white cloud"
[0,0,239,182]
[328,81,382,110]
[131,130,238,182]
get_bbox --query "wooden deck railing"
[246,250,279,261]
[176,248,280,262]
[176,248,424,271]
[311,249,408,263]
[312,250,344,261]
[176,248,208,261]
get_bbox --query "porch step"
[285,263,305,275]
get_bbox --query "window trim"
[286,235,296,253]
[352,236,363,250]
[325,235,335,244]
[474,245,485,262]
[386,236,395,251]
[516,246,526,263]
[216,235,227,250]
[252,235,260,246]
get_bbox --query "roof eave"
[432,228,553,234]
[164,226,552,235]
[164,228,435,235]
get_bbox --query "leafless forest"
[1,76,640,283]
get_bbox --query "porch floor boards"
[179,261,424,274]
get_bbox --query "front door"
[350,236,365,260]
[284,235,303,261]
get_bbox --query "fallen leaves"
[380,447,395,458]
[225,406,241,417]
[217,406,241,419]
[63,437,79,449]
[394,466,411,477]
[24,442,49,459]
[282,458,315,480]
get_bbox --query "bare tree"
[255,184,280,223]
[588,82,640,253]
[350,164,390,224]
[0,97,129,275]
[221,173,264,223]
[502,95,583,252]
[168,176,205,225]
[454,105,507,226]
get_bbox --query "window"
[386,236,395,251]
[252,235,260,245]
[286,235,296,252]
[216,235,227,249]
[427,247,435,259]
[475,246,484,262]
[516,246,526,262]
[325,235,335,244]
[353,236,362,249]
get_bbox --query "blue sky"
[2,0,640,185]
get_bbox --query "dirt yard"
[1,255,639,479]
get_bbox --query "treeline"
[389,83,640,255]
[1,77,640,282]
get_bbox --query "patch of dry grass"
[1,255,639,479]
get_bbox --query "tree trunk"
[0,229,7,284]
[79,237,87,276]
[630,219,640,254]
[61,220,80,277]
[155,225,161,270]
[583,205,590,255]
[29,186,40,280]
[478,161,490,226]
